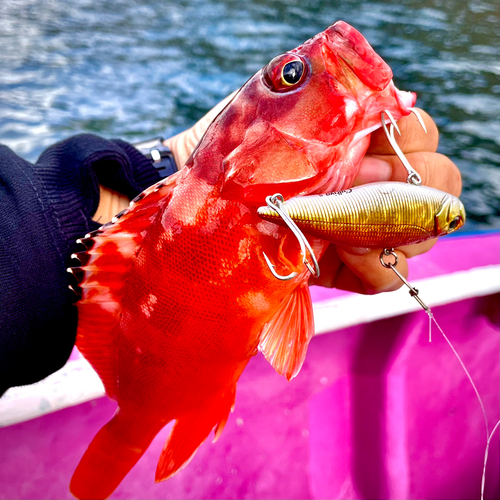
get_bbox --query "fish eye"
[281,60,304,86]
[263,54,308,92]
[449,216,461,230]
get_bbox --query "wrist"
[132,137,178,177]
[92,186,129,223]
[163,133,195,169]
[92,137,179,224]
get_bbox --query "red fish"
[70,21,416,499]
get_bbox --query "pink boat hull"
[0,232,498,499]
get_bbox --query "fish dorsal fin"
[258,282,314,381]
[71,177,177,399]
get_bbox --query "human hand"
[309,108,463,293]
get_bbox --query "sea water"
[0,0,498,229]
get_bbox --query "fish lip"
[351,83,416,147]
[395,86,417,112]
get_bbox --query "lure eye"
[449,216,461,230]
[263,54,308,92]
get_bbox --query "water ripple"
[0,0,498,228]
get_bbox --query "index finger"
[368,108,439,155]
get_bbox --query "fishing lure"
[257,182,466,248]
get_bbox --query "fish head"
[435,194,466,235]
[194,21,416,201]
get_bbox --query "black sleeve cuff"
[0,134,162,394]
[35,134,162,256]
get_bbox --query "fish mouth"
[395,87,416,112]
[351,121,385,147]
[351,84,416,147]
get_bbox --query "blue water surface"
[0,0,498,228]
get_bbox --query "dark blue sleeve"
[0,134,162,395]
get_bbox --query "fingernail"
[355,157,392,185]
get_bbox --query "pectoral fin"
[258,282,315,380]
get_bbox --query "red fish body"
[70,21,416,499]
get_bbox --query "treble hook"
[262,252,298,281]
[381,108,427,186]
[377,111,433,312]
[262,193,320,281]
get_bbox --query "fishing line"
[429,314,489,440]
[430,314,499,500]
[380,109,497,499]
[481,419,500,500]
[381,248,497,500]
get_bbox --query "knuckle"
[413,152,461,197]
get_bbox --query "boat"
[0,231,498,499]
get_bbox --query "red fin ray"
[73,180,177,398]
[70,410,164,499]
[258,282,315,380]
[155,389,236,482]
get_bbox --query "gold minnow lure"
[257,182,466,248]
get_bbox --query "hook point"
[382,109,401,136]
[262,252,298,281]
[409,107,428,134]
